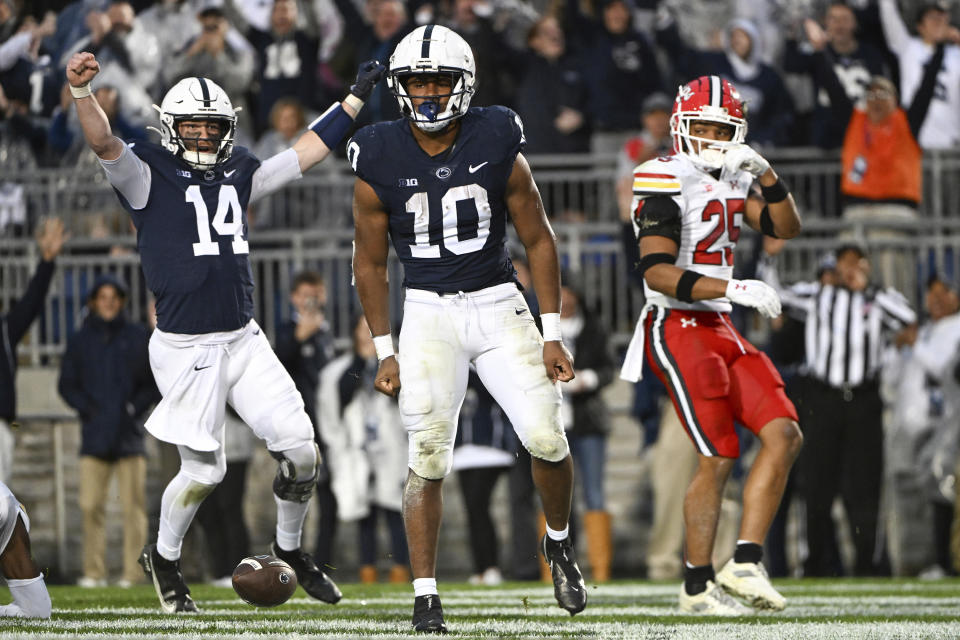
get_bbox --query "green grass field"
[0,579,958,639]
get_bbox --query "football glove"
[725,279,781,318]
[722,143,771,179]
[350,60,386,102]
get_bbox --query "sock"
[545,523,569,541]
[734,541,763,564]
[0,576,50,619]
[683,562,715,596]
[275,494,310,551]
[157,471,215,561]
[413,577,438,597]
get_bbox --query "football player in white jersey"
[621,75,803,615]
[0,482,50,618]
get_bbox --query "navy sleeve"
[347,125,382,185]
[58,335,93,418]
[6,260,54,344]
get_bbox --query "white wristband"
[540,313,562,342]
[372,334,395,361]
[70,83,92,99]
[344,94,364,112]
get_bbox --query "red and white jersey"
[630,154,753,312]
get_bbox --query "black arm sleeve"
[813,49,854,124]
[7,260,54,345]
[907,43,945,139]
[633,196,682,246]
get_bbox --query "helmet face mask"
[387,25,476,132]
[153,77,237,169]
[671,76,747,170]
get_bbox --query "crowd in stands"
[3,0,960,175]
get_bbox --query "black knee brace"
[270,445,318,503]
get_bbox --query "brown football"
[232,555,298,607]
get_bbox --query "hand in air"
[722,143,771,179]
[350,60,387,102]
[65,52,100,87]
[725,279,781,318]
[374,356,401,397]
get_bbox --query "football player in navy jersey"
[66,50,385,614]
[350,25,586,633]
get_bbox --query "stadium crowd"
[2,0,960,171]
[1,0,960,597]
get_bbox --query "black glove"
[350,60,387,102]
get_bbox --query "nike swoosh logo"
[194,365,213,371]
[253,329,260,335]
[468,162,488,173]
[515,308,525,315]
[224,169,236,178]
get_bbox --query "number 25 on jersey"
[694,198,743,266]
[186,185,249,257]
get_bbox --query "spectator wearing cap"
[514,15,590,154]
[656,15,795,147]
[814,23,942,301]
[58,274,159,587]
[879,0,960,149]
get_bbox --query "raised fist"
[725,279,781,318]
[722,143,771,179]
[66,52,100,87]
[350,60,387,102]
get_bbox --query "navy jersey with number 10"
[347,106,524,293]
[113,141,261,334]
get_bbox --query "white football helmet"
[387,25,476,132]
[153,77,237,169]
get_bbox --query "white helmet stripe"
[711,76,721,108]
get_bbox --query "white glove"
[722,143,771,179]
[725,279,781,318]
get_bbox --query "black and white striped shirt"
[759,262,917,388]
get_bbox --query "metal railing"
[3,217,958,364]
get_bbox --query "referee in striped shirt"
[759,242,916,576]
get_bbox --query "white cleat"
[678,580,752,616]
[716,559,786,611]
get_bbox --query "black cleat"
[412,594,448,634]
[541,534,587,615]
[139,544,198,613]
[270,540,342,604]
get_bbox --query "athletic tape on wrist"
[70,84,92,99]
[540,313,562,342]
[372,334,394,361]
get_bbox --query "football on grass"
[232,555,298,606]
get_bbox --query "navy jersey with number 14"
[347,106,525,293]
[113,141,261,335]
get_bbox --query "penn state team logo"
[436,167,452,180]
[204,170,216,181]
